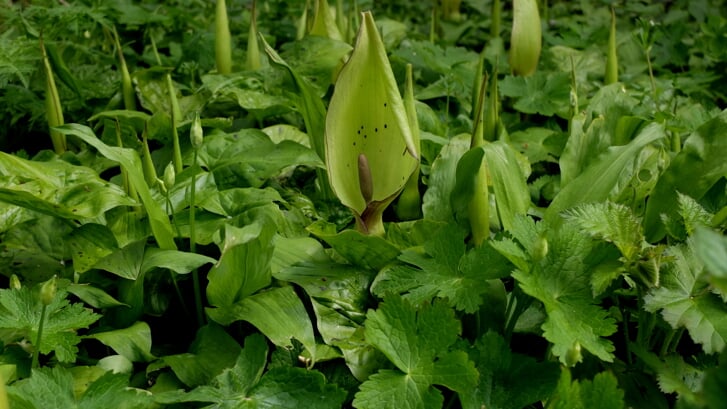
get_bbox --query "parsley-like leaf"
[353,296,478,409]
[0,286,99,363]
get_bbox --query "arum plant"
[509,0,542,76]
[40,35,66,154]
[215,0,232,74]
[605,7,618,84]
[325,11,419,235]
[246,0,263,71]
[112,27,136,110]
[309,0,344,41]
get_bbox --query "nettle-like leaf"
[353,296,478,409]
[460,331,559,409]
[7,367,155,409]
[0,286,99,363]
[371,224,512,313]
[644,244,727,354]
[325,11,418,235]
[563,201,644,262]
[499,71,570,116]
[512,220,618,364]
[156,334,346,409]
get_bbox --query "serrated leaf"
[563,202,644,261]
[460,331,559,409]
[372,225,511,312]
[7,367,155,409]
[644,244,727,354]
[512,221,617,364]
[549,369,625,409]
[499,72,570,116]
[353,296,478,409]
[0,287,99,363]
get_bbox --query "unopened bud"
[40,276,57,306]
[190,113,203,149]
[163,162,176,190]
[10,274,21,290]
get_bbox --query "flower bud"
[190,113,204,149]
[10,274,21,290]
[509,0,541,76]
[40,276,57,306]
[163,161,176,190]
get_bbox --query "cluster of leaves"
[1,0,727,408]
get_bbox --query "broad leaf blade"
[55,124,176,250]
[545,123,665,224]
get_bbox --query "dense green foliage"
[1,0,727,408]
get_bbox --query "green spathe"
[325,11,418,235]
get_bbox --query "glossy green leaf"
[544,122,665,224]
[484,140,531,232]
[66,284,127,309]
[207,220,276,307]
[307,220,400,270]
[84,321,155,362]
[54,124,176,250]
[423,134,471,222]
[0,152,136,220]
[644,110,727,242]
[162,324,242,387]
[156,334,346,409]
[207,286,318,364]
[66,223,119,274]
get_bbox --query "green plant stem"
[32,304,48,368]
[503,285,531,342]
[645,50,657,103]
[190,150,204,327]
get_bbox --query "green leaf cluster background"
[1,0,727,408]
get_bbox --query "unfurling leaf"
[325,11,419,235]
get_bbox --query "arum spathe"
[325,11,419,235]
[509,0,541,76]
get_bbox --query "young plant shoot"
[325,11,419,235]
